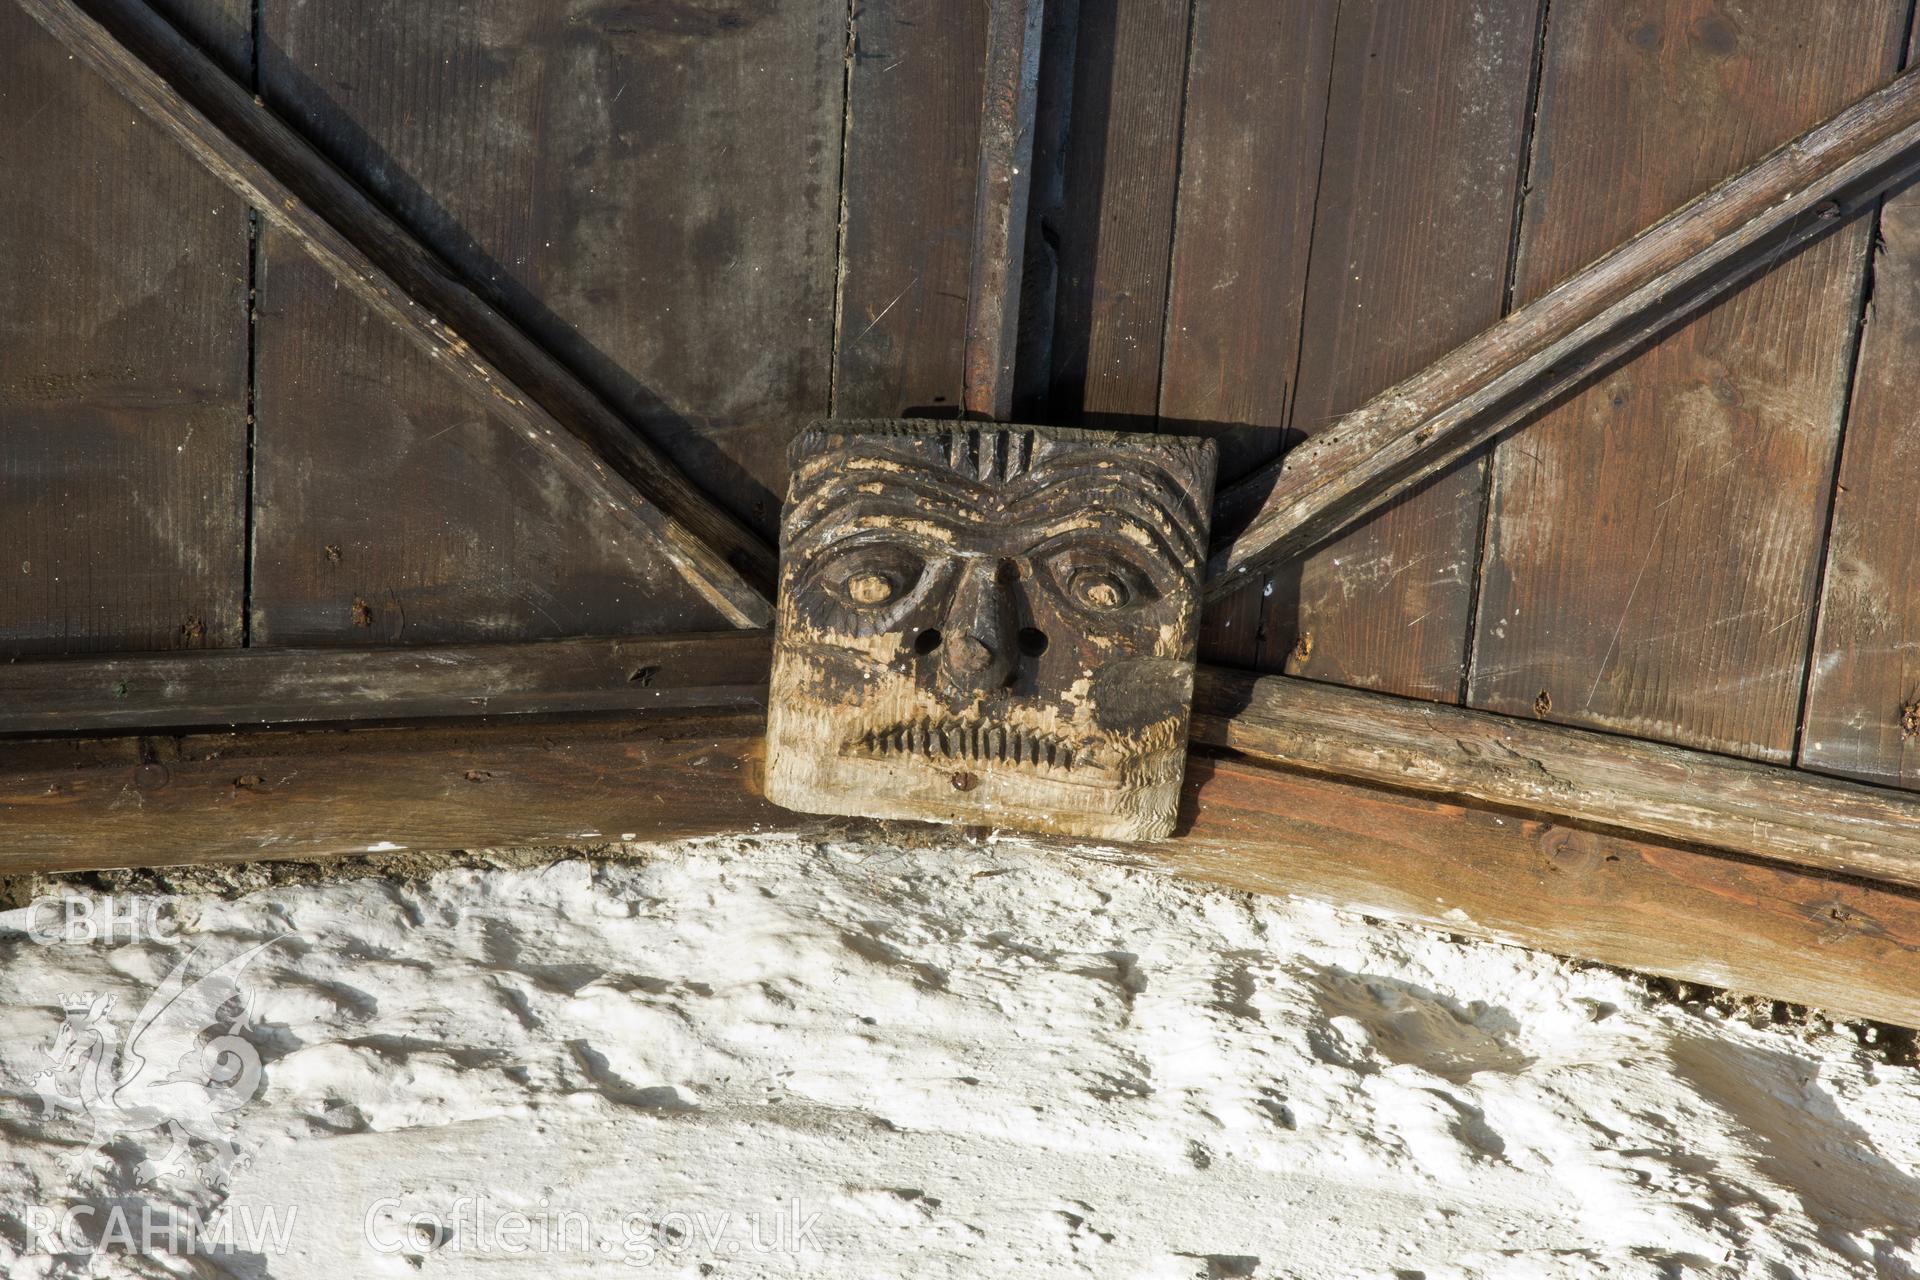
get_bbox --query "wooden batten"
[0,633,772,737]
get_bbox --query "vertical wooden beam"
[1257,0,1543,700]
[1048,0,1197,429]
[0,0,250,658]
[963,0,1046,421]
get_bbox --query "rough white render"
[0,833,1916,1279]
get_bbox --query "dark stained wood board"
[25,0,775,626]
[257,0,844,549]
[1045,0,1193,427]
[1470,0,1910,759]
[1155,0,1333,482]
[1074,0,1332,667]
[832,0,991,419]
[1800,21,1920,792]
[1204,62,1920,607]
[1255,0,1542,701]
[0,0,249,658]
[962,0,1046,422]
[250,231,737,643]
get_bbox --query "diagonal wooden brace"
[1208,66,1920,597]
[15,0,779,626]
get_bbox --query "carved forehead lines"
[784,421,1216,572]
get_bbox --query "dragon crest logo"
[29,938,284,1188]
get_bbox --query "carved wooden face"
[764,421,1216,839]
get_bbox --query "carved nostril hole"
[913,628,943,655]
[1017,627,1049,657]
[995,558,1021,585]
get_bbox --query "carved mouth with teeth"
[847,719,1086,772]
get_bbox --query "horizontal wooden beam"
[0,633,771,737]
[11,642,1915,890]
[1207,65,1920,595]
[0,712,784,872]
[16,0,776,625]
[1190,668,1920,890]
[1,706,1915,1027]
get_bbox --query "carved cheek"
[782,642,901,710]
[1086,655,1191,734]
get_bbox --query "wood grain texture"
[1260,0,1542,700]
[1046,0,1193,426]
[1471,0,1908,760]
[0,714,784,875]
[0,632,769,736]
[1192,666,1920,889]
[18,0,776,628]
[1802,20,1920,790]
[963,0,1046,421]
[1157,0,1333,480]
[0,0,249,658]
[262,0,844,550]
[833,0,990,419]
[250,230,738,644]
[3,705,1917,1027]
[1204,57,1920,611]
[1157,0,1334,667]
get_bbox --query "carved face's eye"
[813,543,925,611]
[1068,567,1132,612]
[1040,547,1157,616]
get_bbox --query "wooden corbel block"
[766,420,1217,839]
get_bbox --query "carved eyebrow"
[1021,514,1194,578]
[788,494,1198,583]
[783,475,995,548]
[784,444,1209,570]
[1003,470,1206,570]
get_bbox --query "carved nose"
[937,559,1015,692]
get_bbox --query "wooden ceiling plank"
[1206,62,1920,599]
[1470,0,1906,762]
[1160,0,1335,669]
[832,0,992,420]
[1248,0,1545,701]
[12,0,776,626]
[1799,17,1920,791]
[0,0,250,659]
